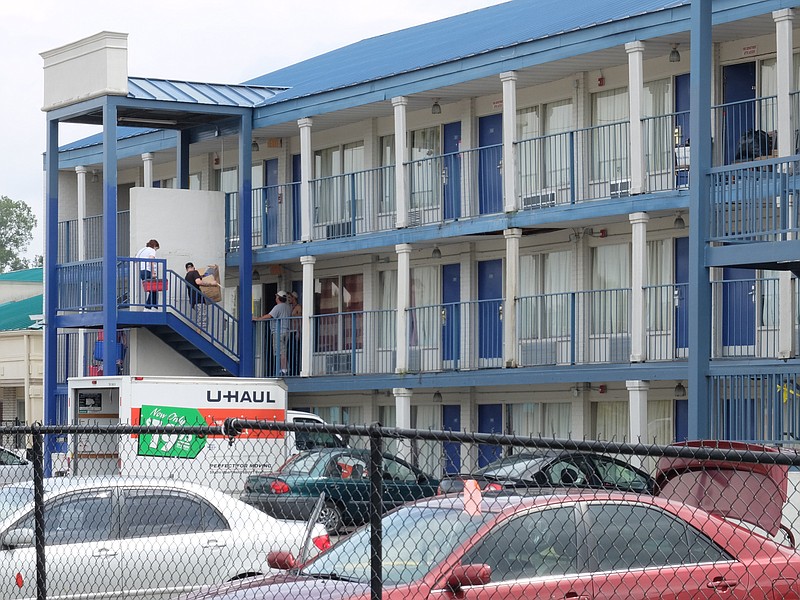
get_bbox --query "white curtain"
[380,135,395,214]
[591,88,630,181]
[411,266,438,347]
[646,239,671,330]
[379,405,398,454]
[594,401,629,441]
[518,255,541,338]
[592,244,630,334]
[410,127,440,209]
[508,403,539,436]
[760,58,778,134]
[378,270,397,349]
[314,146,340,222]
[343,142,364,220]
[517,106,541,194]
[544,250,572,337]
[647,400,673,444]
[412,405,442,473]
[543,403,572,438]
[544,100,573,188]
[643,78,672,172]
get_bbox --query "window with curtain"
[591,244,631,335]
[313,143,364,224]
[544,99,573,189]
[543,403,572,438]
[519,250,572,339]
[315,274,364,352]
[591,88,630,182]
[378,270,397,349]
[412,405,442,473]
[380,135,395,214]
[507,403,538,437]
[643,78,673,172]
[516,106,541,195]
[516,101,573,197]
[760,58,779,135]
[593,401,629,441]
[647,400,673,444]
[506,402,571,439]
[379,405,398,455]
[410,266,439,348]
[410,127,441,209]
[646,239,671,331]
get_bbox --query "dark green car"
[241,447,439,531]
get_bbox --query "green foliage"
[0,196,37,272]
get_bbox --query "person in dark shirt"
[185,262,207,328]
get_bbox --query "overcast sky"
[0,0,506,260]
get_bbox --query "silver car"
[0,478,329,600]
[0,446,32,485]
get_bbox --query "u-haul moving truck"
[65,376,340,493]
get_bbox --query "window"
[0,448,24,465]
[592,401,629,442]
[383,457,417,482]
[17,491,113,546]
[315,274,364,353]
[542,459,587,486]
[379,135,396,214]
[517,101,573,199]
[588,456,650,492]
[591,244,630,335]
[519,250,572,339]
[643,78,673,172]
[507,402,572,438]
[591,88,630,182]
[409,127,441,210]
[121,489,227,538]
[588,503,730,571]
[378,270,397,350]
[314,142,365,225]
[462,507,579,580]
[646,239,671,331]
[410,266,439,348]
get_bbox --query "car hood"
[654,440,790,536]
[180,573,370,600]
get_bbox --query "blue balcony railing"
[642,111,691,193]
[711,95,777,167]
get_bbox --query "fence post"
[368,423,383,600]
[32,425,46,600]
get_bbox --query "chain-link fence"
[3,420,800,599]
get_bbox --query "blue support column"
[43,116,60,476]
[239,112,254,376]
[177,129,190,189]
[102,99,120,371]
[688,0,713,439]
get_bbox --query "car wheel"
[318,502,343,532]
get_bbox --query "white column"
[503,228,522,366]
[141,153,154,188]
[298,118,313,241]
[500,71,518,212]
[392,97,409,228]
[779,272,796,359]
[393,387,413,462]
[395,244,412,372]
[626,379,649,443]
[629,212,649,362]
[626,41,645,194]
[774,9,794,157]
[75,166,87,261]
[300,255,316,376]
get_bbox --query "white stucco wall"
[128,329,206,377]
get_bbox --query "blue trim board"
[705,241,800,269]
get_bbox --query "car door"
[457,505,594,599]
[119,487,234,596]
[586,502,753,599]
[3,488,120,599]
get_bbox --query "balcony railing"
[711,95,777,167]
[712,277,780,359]
[642,111,691,193]
[308,310,396,376]
[57,219,78,264]
[57,211,131,263]
[644,283,689,362]
[310,166,396,241]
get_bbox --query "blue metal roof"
[127,77,286,107]
[246,0,688,103]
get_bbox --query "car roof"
[5,477,228,497]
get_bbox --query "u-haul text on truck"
[65,376,336,493]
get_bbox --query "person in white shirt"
[134,239,160,308]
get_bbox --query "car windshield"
[477,455,548,480]
[0,486,33,521]
[301,505,492,585]
[278,451,327,474]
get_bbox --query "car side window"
[0,448,24,466]
[543,460,586,486]
[462,507,578,581]
[17,490,113,546]
[590,457,649,491]
[121,489,228,539]
[588,503,731,571]
[383,457,417,482]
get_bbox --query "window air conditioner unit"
[594,334,631,363]
[325,352,352,374]
[610,179,631,198]
[519,339,559,366]
[407,209,423,227]
[407,347,422,372]
[522,192,557,210]
[325,222,353,239]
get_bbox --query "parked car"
[0,478,329,600]
[241,447,439,531]
[177,489,800,600]
[437,450,655,494]
[0,445,32,486]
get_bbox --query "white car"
[0,478,329,600]
[0,446,32,485]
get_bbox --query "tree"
[0,196,37,272]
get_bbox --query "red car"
[179,488,800,599]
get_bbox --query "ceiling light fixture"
[431,99,442,115]
[669,43,681,63]
[91,170,99,183]
[433,390,443,403]
[674,381,687,398]
[251,139,260,153]
[674,212,686,229]
[432,245,442,259]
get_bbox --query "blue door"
[674,237,689,350]
[674,399,688,443]
[478,114,503,214]
[442,405,461,474]
[292,154,302,241]
[478,259,503,360]
[265,159,279,245]
[723,62,756,165]
[478,404,503,467]
[722,267,755,347]
[442,263,461,365]
[674,73,691,187]
[443,122,462,220]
